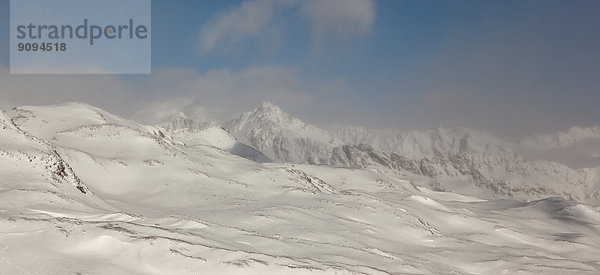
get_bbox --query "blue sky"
[1,0,599,139]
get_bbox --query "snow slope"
[0,108,108,211]
[163,126,271,163]
[1,103,600,274]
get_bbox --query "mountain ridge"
[216,102,600,202]
[6,101,600,203]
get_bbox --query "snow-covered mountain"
[222,102,341,164]
[159,112,217,132]
[218,102,600,203]
[0,107,106,210]
[2,102,600,274]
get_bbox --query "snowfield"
[1,102,600,274]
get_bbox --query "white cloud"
[131,98,210,124]
[198,0,375,54]
[300,0,375,42]
[0,63,311,124]
[131,64,310,123]
[0,65,136,112]
[198,0,296,54]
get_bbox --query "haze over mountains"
[1,101,600,274]
[168,101,600,203]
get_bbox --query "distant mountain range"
[163,101,600,203]
[6,101,597,203]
